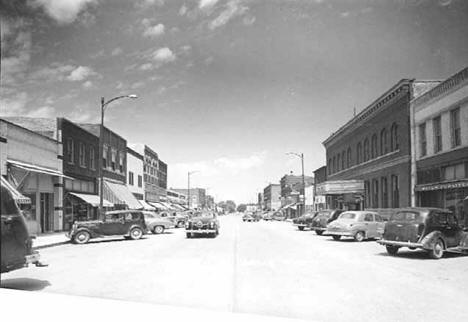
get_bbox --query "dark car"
[67,210,147,244]
[309,209,344,235]
[292,212,318,230]
[1,183,43,273]
[272,211,287,221]
[185,212,219,238]
[243,212,255,222]
[378,208,468,259]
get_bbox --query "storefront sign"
[316,180,364,195]
[416,180,468,191]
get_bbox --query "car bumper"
[377,239,423,248]
[310,226,326,231]
[293,224,307,227]
[324,230,354,237]
[186,229,217,234]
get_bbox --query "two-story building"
[263,183,281,211]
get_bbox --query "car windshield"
[339,212,356,220]
[391,211,420,222]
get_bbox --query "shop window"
[450,107,461,148]
[66,138,74,164]
[138,175,142,187]
[433,116,442,153]
[372,179,379,208]
[337,154,341,172]
[89,146,96,170]
[381,176,388,208]
[364,138,370,162]
[371,134,377,159]
[65,178,73,190]
[328,158,332,175]
[79,142,86,167]
[128,171,134,185]
[442,163,465,181]
[419,123,427,157]
[111,148,117,171]
[357,142,362,164]
[346,148,352,168]
[332,156,336,173]
[341,151,346,170]
[390,123,399,151]
[391,175,399,208]
[380,128,388,155]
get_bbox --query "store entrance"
[40,192,54,233]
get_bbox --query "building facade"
[166,189,187,205]
[280,174,314,217]
[412,67,468,226]
[320,79,441,211]
[313,166,327,210]
[126,147,144,201]
[172,188,206,209]
[157,159,168,200]
[263,183,281,211]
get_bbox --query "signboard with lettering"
[316,180,364,195]
[415,180,468,192]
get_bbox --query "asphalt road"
[2,215,468,321]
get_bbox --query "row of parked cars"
[292,208,468,259]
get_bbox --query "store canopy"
[149,201,169,210]
[171,203,185,211]
[69,192,113,207]
[139,200,156,211]
[160,201,177,210]
[104,180,143,209]
[8,159,72,179]
[282,203,296,210]
[1,176,31,204]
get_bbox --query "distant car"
[324,211,385,241]
[272,211,286,221]
[378,208,468,259]
[159,211,187,228]
[143,211,175,234]
[309,209,344,235]
[243,213,255,222]
[67,210,147,244]
[1,183,44,273]
[292,212,318,230]
[185,212,219,238]
[262,212,274,221]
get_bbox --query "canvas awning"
[1,176,31,204]
[149,202,170,210]
[282,203,297,210]
[104,180,143,209]
[171,204,185,211]
[160,201,177,210]
[139,200,156,211]
[8,159,71,179]
[68,192,113,207]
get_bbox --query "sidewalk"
[33,232,70,250]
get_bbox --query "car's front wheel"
[332,235,341,241]
[428,238,445,259]
[298,226,305,231]
[177,221,185,228]
[386,245,400,256]
[153,225,165,234]
[129,227,143,240]
[315,230,323,235]
[354,231,365,242]
[73,231,90,244]
[186,232,191,239]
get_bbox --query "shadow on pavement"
[376,250,468,260]
[1,278,51,291]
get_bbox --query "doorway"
[40,193,54,233]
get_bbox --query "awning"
[68,192,113,207]
[316,180,364,195]
[139,200,156,211]
[8,159,72,179]
[1,176,31,204]
[160,201,176,210]
[149,202,170,210]
[104,180,143,209]
[283,203,297,210]
[171,204,185,211]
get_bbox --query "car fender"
[73,227,98,238]
[127,224,145,235]
[421,231,446,250]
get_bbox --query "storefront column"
[54,176,63,231]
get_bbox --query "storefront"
[64,192,114,227]
[103,179,143,210]
[316,180,364,211]
[416,180,468,227]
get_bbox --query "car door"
[363,213,377,238]
[375,214,385,237]
[102,213,125,235]
[444,212,462,248]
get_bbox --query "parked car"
[185,212,219,238]
[292,212,318,230]
[67,210,147,244]
[324,211,385,241]
[243,212,255,222]
[309,209,344,235]
[262,212,274,221]
[378,207,468,259]
[143,211,175,234]
[159,211,187,228]
[1,183,45,273]
[272,211,287,221]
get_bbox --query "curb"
[33,241,70,250]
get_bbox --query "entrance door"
[40,193,53,233]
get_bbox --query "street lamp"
[286,152,306,216]
[99,94,138,218]
[187,170,199,209]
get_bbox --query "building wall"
[126,147,144,200]
[263,184,281,210]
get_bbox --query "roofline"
[0,118,60,144]
[79,123,127,143]
[58,117,99,140]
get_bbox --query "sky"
[1,0,468,204]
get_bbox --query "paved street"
[2,215,468,321]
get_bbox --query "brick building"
[263,183,281,211]
[313,166,327,210]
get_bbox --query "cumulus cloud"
[179,4,188,16]
[25,106,56,118]
[152,47,176,63]
[66,66,97,81]
[0,92,29,116]
[31,0,96,24]
[199,0,220,10]
[143,23,165,37]
[29,62,75,82]
[111,47,123,56]
[209,0,248,30]
[82,80,94,89]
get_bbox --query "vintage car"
[1,183,45,273]
[158,211,187,228]
[271,211,287,221]
[378,208,468,259]
[309,209,344,235]
[324,211,385,241]
[185,212,219,238]
[262,212,274,221]
[243,212,259,222]
[143,211,175,234]
[292,212,318,230]
[67,210,147,244]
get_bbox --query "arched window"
[371,134,378,159]
[341,151,346,170]
[347,147,352,168]
[337,154,341,172]
[328,158,332,175]
[357,143,362,164]
[363,138,370,162]
[380,128,388,155]
[332,156,336,173]
[390,123,399,151]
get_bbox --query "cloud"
[66,66,97,81]
[199,0,220,10]
[31,0,96,24]
[152,47,176,63]
[0,92,29,116]
[143,23,165,38]
[111,47,123,56]
[131,81,145,89]
[29,62,75,82]
[209,0,248,30]
[139,63,153,71]
[243,15,256,26]
[25,106,56,118]
[136,0,165,8]
[179,4,188,16]
[82,80,94,89]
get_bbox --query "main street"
[2,215,468,322]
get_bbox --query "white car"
[143,211,175,234]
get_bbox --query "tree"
[225,200,236,213]
[237,204,247,212]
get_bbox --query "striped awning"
[149,201,170,210]
[103,180,143,210]
[139,200,156,211]
[1,176,31,204]
[8,159,72,179]
[68,192,113,207]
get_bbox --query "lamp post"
[99,94,138,218]
[187,170,199,209]
[286,152,305,216]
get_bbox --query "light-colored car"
[143,211,175,234]
[324,211,385,242]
